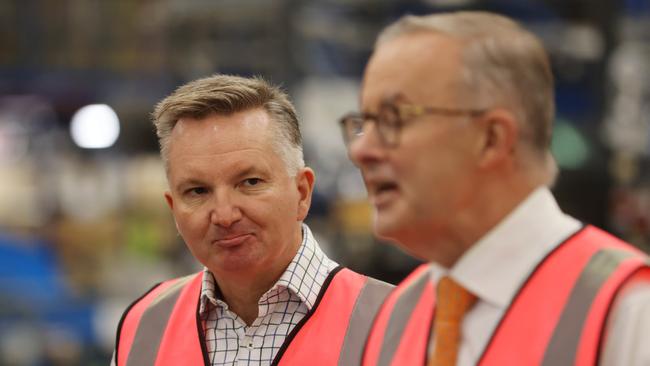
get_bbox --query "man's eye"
[242,178,261,187]
[187,187,208,195]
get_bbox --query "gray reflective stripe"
[541,249,634,366]
[126,276,194,366]
[338,277,394,366]
[378,271,430,366]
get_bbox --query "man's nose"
[209,192,242,228]
[347,122,386,168]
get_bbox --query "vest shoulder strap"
[480,225,649,365]
[149,273,205,366]
[363,264,433,366]
[115,273,202,366]
[276,267,393,366]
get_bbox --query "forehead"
[172,108,272,142]
[166,108,281,176]
[361,32,465,110]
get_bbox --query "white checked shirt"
[199,224,338,366]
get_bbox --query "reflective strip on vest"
[338,277,395,365]
[117,267,392,366]
[573,257,650,365]
[126,275,194,366]
[377,271,430,366]
[116,276,195,366]
[540,249,633,365]
[363,225,650,366]
[362,264,432,366]
[150,273,206,365]
[479,226,648,365]
[276,269,393,365]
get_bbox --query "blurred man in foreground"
[340,11,650,365]
[113,74,392,366]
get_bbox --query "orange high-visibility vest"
[116,267,392,366]
[363,225,650,366]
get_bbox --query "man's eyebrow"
[171,165,268,191]
[363,93,408,113]
[232,166,265,181]
[173,178,206,191]
[382,93,407,104]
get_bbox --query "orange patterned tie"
[428,276,477,366]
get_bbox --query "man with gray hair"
[112,74,392,366]
[339,11,650,365]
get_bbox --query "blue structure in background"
[0,234,95,365]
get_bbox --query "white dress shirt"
[199,224,338,366]
[429,187,650,366]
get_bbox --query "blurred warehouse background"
[1,0,649,364]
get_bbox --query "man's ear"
[296,167,316,221]
[163,191,181,232]
[475,108,519,169]
[164,191,174,210]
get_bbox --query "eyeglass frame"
[339,98,486,148]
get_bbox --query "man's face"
[349,32,481,259]
[164,108,313,278]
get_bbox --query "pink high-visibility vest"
[116,267,392,366]
[363,226,650,366]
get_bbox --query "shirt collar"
[430,187,582,308]
[263,224,336,308]
[199,224,337,317]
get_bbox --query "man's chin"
[205,254,260,276]
[373,216,406,243]
[373,214,430,247]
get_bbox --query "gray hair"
[377,11,557,182]
[152,74,304,175]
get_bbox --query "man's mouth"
[370,180,399,207]
[212,233,252,248]
[375,182,398,194]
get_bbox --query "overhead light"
[70,104,120,149]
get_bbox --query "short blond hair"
[152,74,304,175]
[378,11,556,180]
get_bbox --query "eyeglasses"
[339,100,485,148]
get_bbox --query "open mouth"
[371,180,399,207]
[376,181,398,194]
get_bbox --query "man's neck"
[429,175,541,268]
[217,274,280,325]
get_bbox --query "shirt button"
[243,337,254,349]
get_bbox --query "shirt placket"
[235,303,273,366]
[236,326,254,366]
